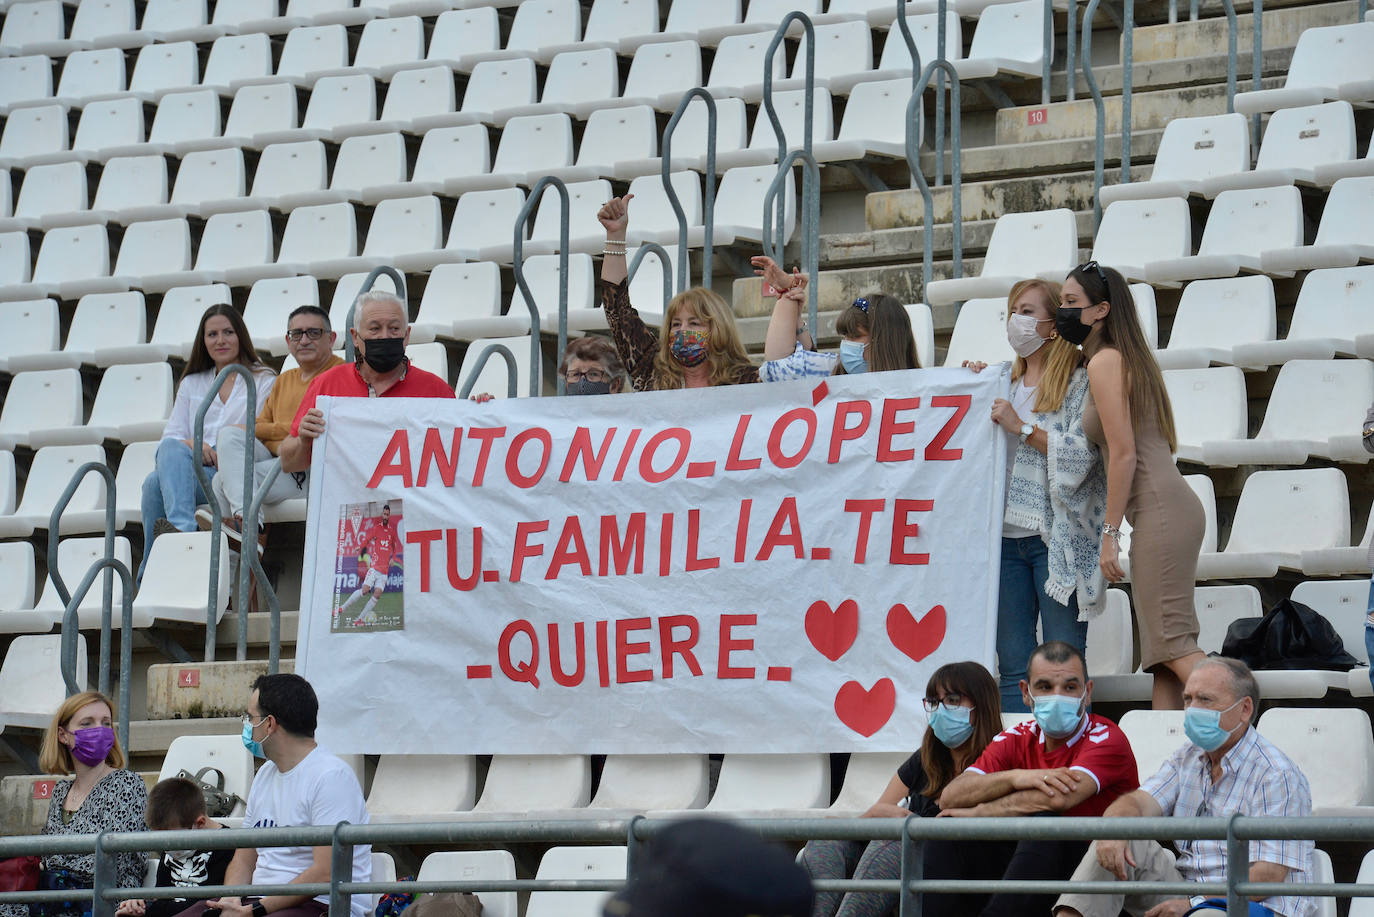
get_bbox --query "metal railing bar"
[348,267,408,365]
[1250,0,1263,153]
[456,344,519,400]
[1122,0,1135,185]
[242,462,282,673]
[905,59,964,294]
[1042,0,1054,105]
[48,461,116,693]
[626,242,675,311]
[58,557,134,753]
[660,88,717,293]
[513,176,567,397]
[934,0,949,187]
[1066,0,1078,102]
[762,11,816,255]
[761,150,821,339]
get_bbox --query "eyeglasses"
[852,297,870,313]
[921,693,966,712]
[563,369,609,383]
[241,713,267,727]
[1077,260,1109,287]
[286,327,326,342]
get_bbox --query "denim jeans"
[997,535,1086,712]
[1365,578,1374,695]
[139,439,213,582]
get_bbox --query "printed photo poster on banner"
[331,498,404,634]
[296,367,1010,756]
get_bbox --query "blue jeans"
[139,439,213,581]
[1365,579,1374,694]
[997,535,1086,712]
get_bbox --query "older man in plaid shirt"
[1052,657,1314,917]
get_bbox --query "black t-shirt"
[146,841,234,917]
[895,751,943,819]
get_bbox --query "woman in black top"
[801,662,1003,917]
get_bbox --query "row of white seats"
[943,264,1374,373]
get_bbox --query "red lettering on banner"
[596,619,611,687]
[639,428,691,483]
[717,614,756,679]
[725,414,762,470]
[599,513,645,576]
[404,529,442,591]
[926,395,970,460]
[844,499,885,564]
[767,666,793,681]
[828,401,872,463]
[506,427,552,488]
[615,617,653,683]
[733,499,752,563]
[498,620,540,687]
[366,429,413,488]
[890,499,935,565]
[416,428,461,487]
[446,528,482,591]
[509,520,549,582]
[659,615,702,678]
[548,622,586,687]
[559,426,617,482]
[659,512,673,576]
[685,509,720,571]
[686,461,715,478]
[466,665,492,679]
[767,407,817,469]
[877,397,921,462]
[756,497,804,561]
[467,427,507,486]
[612,428,642,482]
[546,517,592,580]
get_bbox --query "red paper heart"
[886,603,946,663]
[805,599,860,662]
[834,678,896,737]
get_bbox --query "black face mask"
[358,336,406,373]
[566,378,613,396]
[1055,307,1093,346]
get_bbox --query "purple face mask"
[69,726,115,767]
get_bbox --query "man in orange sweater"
[199,306,343,547]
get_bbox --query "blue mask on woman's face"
[1183,698,1245,752]
[1028,692,1086,739]
[927,704,974,748]
[839,339,869,374]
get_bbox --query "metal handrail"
[892,0,954,188]
[1043,0,1055,104]
[347,266,408,364]
[1250,0,1263,153]
[627,242,675,312]
[191,363,261,662]
[905,60,964,294]
[513,177,567,397]
[1083,0,1146,227]
[5,815,1374,917]
[456,344,519,400]
[47,461,117,690]
[59,557,134,754]
[762,11,815,247]
[660,88,718,293]
[242,463,282,674]
[761,151,821,340]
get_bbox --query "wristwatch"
[1019,423,1034,443]
[250,902,268,917]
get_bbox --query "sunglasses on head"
[1077,260,1109,287]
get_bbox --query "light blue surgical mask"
[1028,691,1086,739]
[927,704,974,748]
[1183,698,1245,752]
[241,715,266,758]
[839,339,869,374]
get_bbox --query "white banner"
[296,366,1009,754]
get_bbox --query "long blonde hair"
[1007,279,1082,414]
[652,287,754,389]
[39,690,125,775]
[1070,263,1178,451]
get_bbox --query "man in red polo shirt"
[279,290,455,474]
[921,642,1140,917]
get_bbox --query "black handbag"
[27,866,89,917]
[175,767,242,818]
[1220,598,1359,672]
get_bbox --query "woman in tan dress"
[1058,262,1206,709]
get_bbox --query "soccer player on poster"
[337,503,400,628]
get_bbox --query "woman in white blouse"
[138,305,276,582]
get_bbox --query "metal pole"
[47,461,116,693]
[1042,0,1054,105]
[761,151,821,339]
[60,557,135,752]
[1225,815,1248,917]
[660,88,717,293]
[904,61,964,294]
[627,242,675,312]
[456,344,520,400]
[935,0,947,187]
[1066,0,1078,102]
[1221,0,1237,112]
[1250,0,1263,152]
[1082,0,1107,228]
[512,177,567,396]
[329,822,353,917]
[762,11,815,257]
[1122,0,1134,184]
[92,832,116,917]
[898,815,922,917]
[349,266,408,364]
[242,464,282,673]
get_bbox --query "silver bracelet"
[1102,523,1122,542]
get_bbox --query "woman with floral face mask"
[799,662,1002,917]
[966,280,1108,713]
[597,195,758,391]
[20,692,147,917]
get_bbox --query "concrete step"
[862,169,1110,235]
[129,716,242,756]
[214,610,300,649]
[1131,0,1360,63]
[1,772,158,838]
[147,658,295,721]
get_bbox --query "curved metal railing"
[762,151,821,340]
[512,176,568,396]
[47,462,117,683]
[660,88,718,293]
[762,11,816,245]
[627,242,675,312]
[59,556,134,753]
[456,344,519,400]
[905,59,964,294]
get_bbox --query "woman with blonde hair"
[596,195,758,391]
[30,691,146,917]
[967,279,1107,712]
[1061,261,1205,709]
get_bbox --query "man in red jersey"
[921,642,1140,917]
[337,503,397,626]
[279,290,455,475]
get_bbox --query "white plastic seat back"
[1086,589,1134,676]
[132,531,232,626]
[418,852,515,917]
[528,181,611,253]
[942,298,1014,366]
[1146,113,1250,187]
[302,74,377,134]
[511,253,595,318]
[130,42,200,98]
[714,164,795,245]
[354,15,425,71]
[461,58,537,115]
[1163,367,1248,459]
[0,234,33,287]
[113,441,157,527]
[504,0,582,58]
[1311,176,1374,251]
[447,187,525,259]
[590,755,710,810]
[1091,198,1192,278]
[0,369,83,449]
[411,124,491,189]
[793,20,874,83]
[978,209,1078,281]
[32,224,111,289]
[14,161,87,224]
[822,77,915,156]
[471,754,592,812]
[584,0,660,45]
[623,40,702,104]
[55,48,126,103]
[362,196,442,259]
[457,336,538,399]
[0,541,37,615]
[224,83,298,141]
[276,24,349,81]
[627,249,670,321]
[526,847,626,917]
[540,47,619,110]
[707,31,787,96]
[1162,276,1277,365]
[574,105,657,172]
[405,342,450,383]
[1253,101,1356,174]
[277,203,357,265]
[203,34,273,90]
[427,9,500,65]
[961,0,1049,76]
[113,218,193,280]
[84,362,174,443]
[332,133,407,197]
[666,96,747,162]
[0,453,17,517]
[1118,710,1187,783]
[9,445,108,530]
[72,97,145,155]
[1291,580,1370,666]
[367,755,477,815]
[0,0,66,51]
[379,66,455,124]
[705,754,830,811]
[877,13,964,71]
[34,536,135,626]
[1251,360,1374,454]
[159,735,254,816]
[0,105,68,161]
[1193,584,1263,654]
[664,0,742,36]
[0,54,53,111]
[150,284,232,359]
[0,634,89,731]
[244,276,321,355]
[0,299,60,371]
[1225,469,1350,556]
[416,262,505,339]
[171,149,247,212]
[492,113,575,178]
[69,0,137,44]
[141,0,211,37]
[1235,21,1374,114]
[625,171,704,241]
[829,752,909,814]
[93,155,169,217]
[1256,707,1374,809]
[747,87,835,152]
[905,303,936,369]
[1198,186,1305,260]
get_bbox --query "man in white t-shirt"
[192,674,370,917]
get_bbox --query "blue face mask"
[1183,698,1245,752]
[241,717,266,758]
[927,704,974,748]
[839,339,869,374]
[1028,692,1086,739]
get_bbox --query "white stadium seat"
[331,134,410,205]
[100,282,230,364]
[718,87,836,171]
[620,39,703,112]
[1259,177,1374,274]
[0,298,59,373]
[905,302,937,369]
[941,297,1015,367]
[1242,262,1373,367]
[34,536,135,629]
[495,0,584,65]
[222,83,300,150]
[273,24,350,87]
[705,31,788,103]
[90,155,171,225]
[301,74,379,141]
[457,335,539,398]
[1290,580,1371,697]
[0,541,50,635]
[526,847,625,917]
[171,148,249,218]
[405,342,450,383]
[352,15,425,75]
[0,444,109,538]
[689,753,829,814]
[244,277,321,356]
[0,53,53,113]
[584,0,661,50]
[0,103,69,166]
[377,66,461,134]
[1153,276,1276,371]
[616,97,749,179]
[926,209,1077,304]
[1234,21,1374,115]
[198,210,285,286]
[625,172,706,248]
[832,12,962,96]
[1204,101,1356,196]
[1163,367,1248,464]
[1257,707,1374,813]
[0,369,83,451]
[0,635,88,734]
[159,735,254,817]
[1196,468,1351,580]
[3,160,86,231]
[555,105,658,182]
[132,531,233,627]
[526,180,614,256]
[202,34,273,92]
[1146,186,1304,284]
[510,253,600,331]
[418,852,516,917]
[367,755,478,822]
[1090,197,1192,283]
[447,187,528,264]
[505,47,620,121]
[0,452,13,516]
[714,164,796,246]
[470,754,592,814]
[785,20,875,91]
[29,363,172,447]
[113,441,157,528]
[1,1,66,55]
[113,218,195,292]
[489,113,576,190]
[814,77,918,164]
[145,88,224,151]
[1100,113,1250,205]
[249,139,329,210]
[423,8,502,71]
[53,48,125,107]
[954,0,1050,83]
[1118,710,1187,781]
[391,124,492,200]
[460,58,538,125]
[12,291,147,371]
[129,41,200,101]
